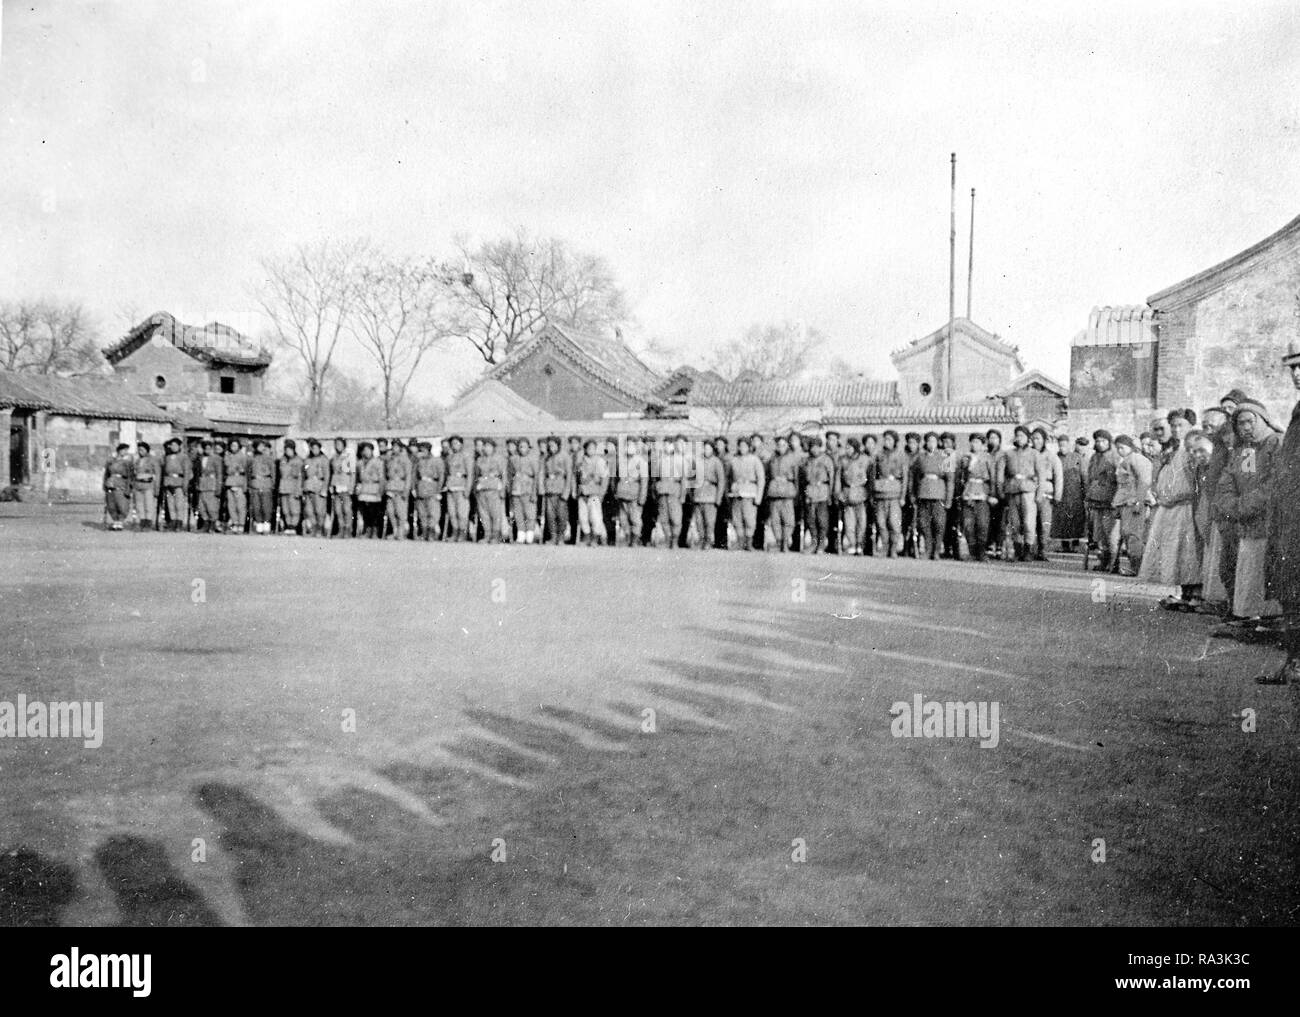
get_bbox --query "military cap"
[1012,425,1030,440]
[905,432,922,442]
[882,429,900,443]
[1031,426,1050,442]
[357,441,374,453]
[517,436,531,447]
[939,431,956,444]
[1075,436,1091,447]
[1234,398,1277,431]
[416,440,432,450]
[201,437,214,447]
[481,436,496,448]
[736,436,752,450]
[136,440,151,451]
[284,439,297,450]
[846,437,861,452]
[1092,428,1113,443]
[164,436,182,448]
[115,442,131,452]
[227,437,242,448]
[924,430,941,442]
[334,435,347,444]
[307,437,322,448]
[969,432,986,443]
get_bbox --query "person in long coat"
[1138,410,1203,607]
[1050,433,1087,550]
[1259,341,1300,684]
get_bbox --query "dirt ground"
[1,503,1296,926]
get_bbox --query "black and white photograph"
[0,0,1296,966]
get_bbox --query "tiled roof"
[688,378,900,408]
[890,317,1023,373]
[1148,212,1300,310]
[0,370,176,422]
[824,402,1018,425]
[487,322,665,407]
[104,312,272,368]
[165,393,298,427]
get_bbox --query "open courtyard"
[1,504,1296,926]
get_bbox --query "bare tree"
[0,300,105,375]
[445,229,630,364]
[351,254,454,428]
[701,320,826,434]
[255,239,366,428]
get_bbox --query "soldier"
[470,437,505,543]
[997,426,1041,562]
[1030,428,1063,561]
[566,434,584,545]
[300,438,329,536]
[1085,430,1120,572]
[789,432,808,551]
[872,430,908,558]
[131,440,161,530]
[328,437,356,538]
[712,435,731,549]
[103,443,133,531]
[861,433,880,555]
[911,432,953,560]
[383,437,412,539]
[601,438,621,548]
[509,437,540,543]
[576,438,610,546]
[751,433,771,550]
[686,438,722,549]
[277,439,305,534]
[355,442,385,538]
[838,438,870,555]
[222,438,250,534]
[161,437,191,531]
[412,440,445,541]
[957,433,995,562]
[1053,433,1087,553]
[437,435,465,541]
[727,436,765,551]
[653,434,688,548]
[939,432,962,558]
[248,438,277,534]
[614,435,649,547]
[824,431,843,553]
[901,432,922,556]
[801,437,834,553]
[764,435,798,552]
[984,429,1007,558]
[541,436,573,545]
[193,438,223,533]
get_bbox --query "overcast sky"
[3,0,1299,401]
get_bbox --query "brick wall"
[501,350,642,420]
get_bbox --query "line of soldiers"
[102,427,1091,559]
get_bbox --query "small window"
[919,382,932,397]
[219,376,236,394]
[154,374,167,390]
[542,364,555,377]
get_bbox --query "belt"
[166,473,184,478]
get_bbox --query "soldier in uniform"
[727,436,765,551]
[276,439,305,534]
[103,443,133,531]
[301,438,330,536]
[1052,433,1088,552]
[193,438,223,532]
[328,437,356,538]
[823,431,843,553]
[412,440,444,541]
[860,433,880,554]
[223,438,250,534]
[939,432,962,558]
[957,433,995,561]
[655,434,688,549]
[801,437,834,553]
[600,438,621,549]
[540,436,572,545]
[614,435,649,547]
[509,437,540,543]
[566,435,584,545]
[911,432,953,560]
[576,438,610,546]
[161,437,191,531]
[686,438,722,549]
[1111,434,1153,576]
[997,426,1041,562]
[872,430,908,557]
[984,429,1007,558]
[789,432,808,551]
[247,438,277,534]
[711,435,731,549]
[751,433,772,550]
[355,441,385,538]
[471,437,506,543]
[1030,428,1063,561]
[838,438,870,555]
[764,434,798,552]
[131,440,161,530]
[436,435,464,541]
[901,432,922,556]
[383,437,412,539]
